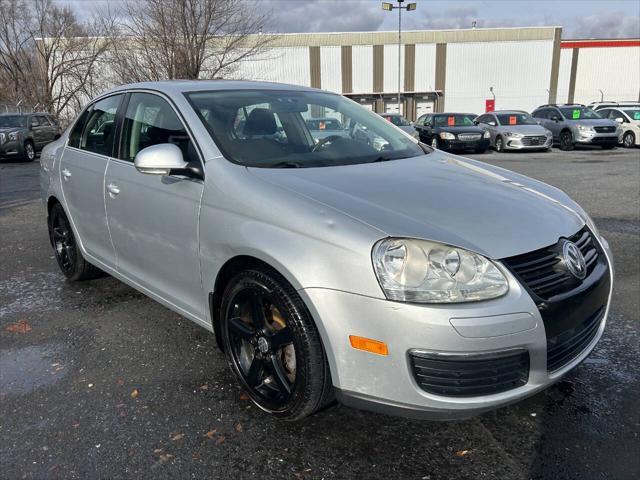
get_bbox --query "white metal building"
[230,27,639,120]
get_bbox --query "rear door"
[60,94,123,267]
[104,92,205,320]
[29,115,45,148]
[37,115,56,145]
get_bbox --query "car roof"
[491,110,528,114]
[0,112,50,117]
[436,112,477,116]
[101,80,326,97]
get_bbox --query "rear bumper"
[299,234,614,420]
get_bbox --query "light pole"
[382,1,416,115]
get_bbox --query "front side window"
[71,95,122,155]
[495,113,538,126]
[559,106,601,120]
[432,114,476,127]
[36,115,49,126]
[119,93,198,165]
[0,115,27,128]
[186,89,425,168]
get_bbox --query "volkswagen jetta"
[40,81,613,420]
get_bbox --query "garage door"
[416,100,434,117]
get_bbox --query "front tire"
[220,268,333,421]
[48,204,104,281]
[494,136,504,152]
[431,137,440,149]
[559,130,575,151]
[22,141,35,162]
[623,131,635,148]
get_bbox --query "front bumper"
[575,132,618,146]
[504,136,552,150]
[440,138,490,151]
[299,235,613,420]
[0,140,21,157]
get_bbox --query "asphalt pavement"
[1,146,639,480]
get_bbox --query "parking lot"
[1,146,638,480]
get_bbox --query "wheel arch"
[209,254,305,352]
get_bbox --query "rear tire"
[559,130,575,151]
[623,131,635,148]
[220,268,333,421]
[48,204,104,281]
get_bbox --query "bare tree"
[0,0,115,119]
[111,0,274,83]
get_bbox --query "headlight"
[577,124,594,133]
[483,131,491,139]
[0,133,5,144]
[8,132,19,141]
[439,132,455,140]
[505,132,523,138]
[372,238,509,303]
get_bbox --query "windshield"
[433,114,476,127]
[186,90,425,168]
[623,109,640,120]
[559,107,601,120]
[0,115,27,128]
[384,115,411,126]
[496,113,537,126]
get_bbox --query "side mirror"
[615,117,624,124]
[551,115,560,122]
[488,121,496,127]
[134,143,188,176]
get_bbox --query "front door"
[60,94,123,267]
[105,92,205,320]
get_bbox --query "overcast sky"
[60,0,640,39]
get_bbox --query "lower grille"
[458,133,481,141]
[594,126,616,133]
[521,135,547,146]
[502,227,599,300]
[410,350,529,397]
[547,307,604,372]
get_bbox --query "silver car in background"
[475,111,552,152]
[40,81,613,421]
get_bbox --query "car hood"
[248,152,585,259]
[496,124,549,135]
[0,127,22,134]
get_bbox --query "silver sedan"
[40,81,613,421]
[476,110,553,152]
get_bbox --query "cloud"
[565,11,640,39]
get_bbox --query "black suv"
[414,112,490,153]
[0,112,62,161]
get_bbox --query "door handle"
[61,168,71,180]
[106,183,120,196]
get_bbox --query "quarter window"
[119,93,198,165]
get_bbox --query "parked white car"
[594,106,640,147]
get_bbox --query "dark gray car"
[0,112,61,161]
[531,104,619,151]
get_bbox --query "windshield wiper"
[261,161,304,168]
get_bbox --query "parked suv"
[0,112,61,161]
[414,113,490,152]
[531,104,619,151]
[41,81,613,421]
[594,106,640,148]
[475,110,552,152]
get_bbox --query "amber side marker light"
[349,336,389,356]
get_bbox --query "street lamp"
[382,0,416,115]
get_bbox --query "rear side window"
[69,95,122,155]
[119,93,198,165]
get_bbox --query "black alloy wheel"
[560,130,575,151]
[220,268,333,420]
[48,203,104,281]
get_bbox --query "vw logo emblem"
[562,241,587,280]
